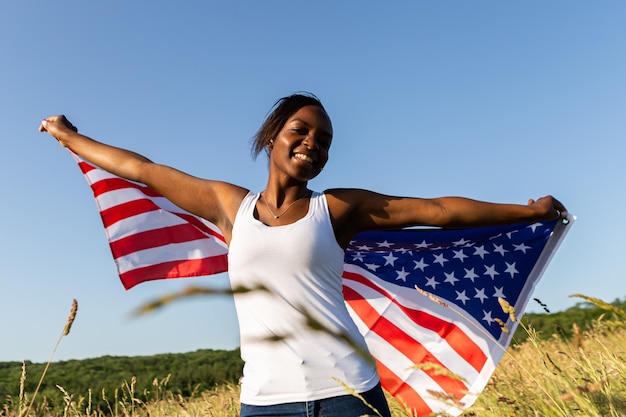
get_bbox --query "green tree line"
[512,296,626,345]
[0,348,242,412]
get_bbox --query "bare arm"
[39,116,247,242]
[326,188,566,248]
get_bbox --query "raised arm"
[326,188,566,248]
[39,115,247,243]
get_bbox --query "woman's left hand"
[527,195,567,221]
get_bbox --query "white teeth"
[294,153,314,163]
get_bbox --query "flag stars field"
[343,218,563,341]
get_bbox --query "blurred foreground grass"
[4,297,625,417]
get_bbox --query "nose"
[302,135,319,150]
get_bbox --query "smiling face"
[269,105,333,183]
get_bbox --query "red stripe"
[100,199,161,227]
[92,177,161,198]
[375,360,432,417]
[343,271,487,372]
[176,213,226,243]
[110,223,217,258]
[343,285,469,399]
[78,161,95,174]
[120,255,229,290]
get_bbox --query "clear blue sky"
[1,2,624,363]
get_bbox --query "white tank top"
[228,191,379,405]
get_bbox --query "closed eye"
[318,139,331,149]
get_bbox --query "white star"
[425,276,439,289]
[365,263,380,271]
[444,271,459,285]
[357,244,372,251]
[414,240,431,249]
[474,288,488,303]
[377,240,393,248]
[473,245,489,259]
[396,247,410,254]
[528,222,542,233]
[506,230,517,240]
[482,310,495,325]
[484,264,499,279]
[453,238,471,247]
[413,258,428,271]
[455,290,470,304]
[493,287,506,298]
[513,243,532,253]
[453,249,468,262]
[351,252,365,262]
[395,267,410,282]
[433,253,448,267]
[464,268,479,282]
[505,262,519,278]
[493,244,508,256]
[383,252,398,266]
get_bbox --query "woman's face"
[269,105,333,182]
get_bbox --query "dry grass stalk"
[414,285,448,308]
[411,363,468,384]
[494,318,509,334]
[497,297,518,323]
[572,322,583,351]
[331,378,384,417]
[22,299,78,417]
[131,284,269,317]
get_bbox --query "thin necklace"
[260,190,311,219]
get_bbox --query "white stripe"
[83,166,129,184]
[115,239,227,274]
[93,187,149,211]
[106,210,189,241]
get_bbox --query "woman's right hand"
[39,115,78,146]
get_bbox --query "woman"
[40,93,565,417]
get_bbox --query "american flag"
[73,153,572,416]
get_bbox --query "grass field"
[3,298,626,417]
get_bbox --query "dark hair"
[251,92,328,159]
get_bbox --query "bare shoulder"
[197,180,249,221]
[324,188,392,247]
[324,187,372,203]
[324,187,405,214]
[324,188,370,216]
